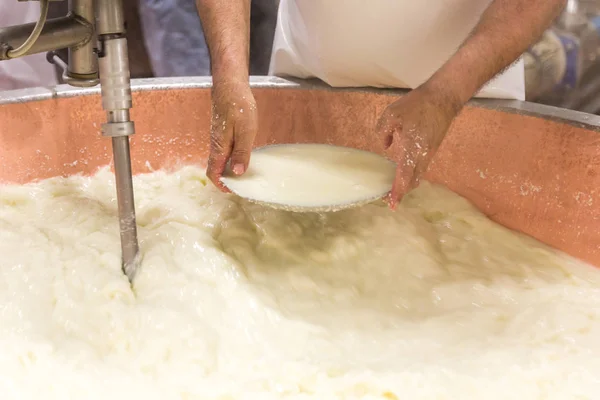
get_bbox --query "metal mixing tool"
[1,0,140,282]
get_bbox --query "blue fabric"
[138,0,211,77]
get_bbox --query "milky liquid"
[1,166,600,399]
[220,144,396,211]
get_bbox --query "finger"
[408,163,425,191]
[408,152,435,191]
[385,190,397,211]
[207,118,234,192]
[207,155,232,193]
[230,106,258,176]
[207,152,232,193]
[386,160,412,210]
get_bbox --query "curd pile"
[0,166,599,399]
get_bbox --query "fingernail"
[233,164,245,175]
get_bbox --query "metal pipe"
[96,0,125,34]
[111,136,140,281]
[96,0,140,282]
[7,0,50,58]
[0,16,90,60]
[98,37,140,281]
[68,0,98,84]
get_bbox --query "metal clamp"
[46,51,99,87]
[102,121,135,137]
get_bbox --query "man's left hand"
[376,86,461,209]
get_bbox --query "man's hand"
[378,0,565,209]
[196,0,252,190]
[376,87,460,209]
[208,81,258,191]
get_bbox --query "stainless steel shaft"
[96,0,140,282]
[112,135,140,281]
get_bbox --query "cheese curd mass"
[1,166,600,399]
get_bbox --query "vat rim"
[1,75,599,132]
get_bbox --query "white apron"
[269,0,525,100]
[0,2,59,91]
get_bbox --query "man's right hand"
[207,81,258,192]
[195,0,254,190]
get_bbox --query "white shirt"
[0,2,59,91]
[269,0,525,100]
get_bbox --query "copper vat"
[0,76,599,267]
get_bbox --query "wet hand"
[207,81,258,192]
[376,86,460,209]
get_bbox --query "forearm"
[196,0,251,84]
[424,0,566,113]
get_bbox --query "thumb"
[230,111,258,176]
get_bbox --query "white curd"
[0,166,599,400]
